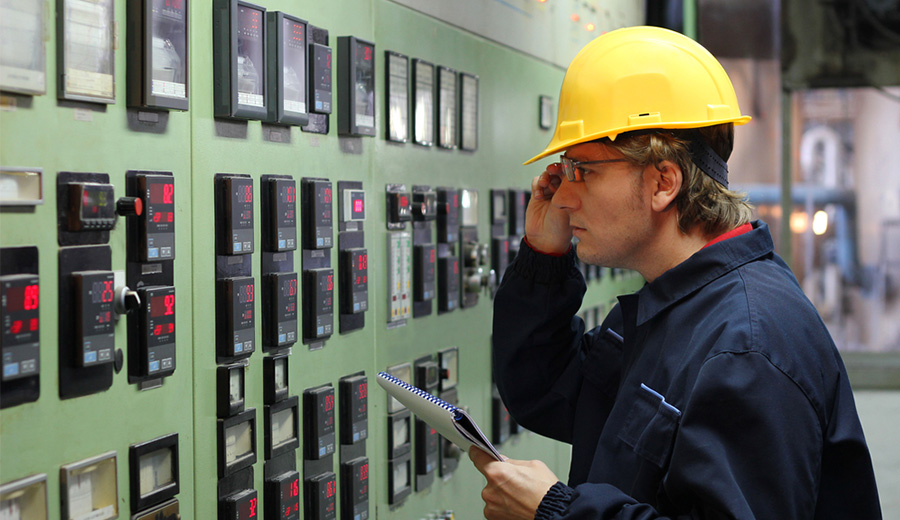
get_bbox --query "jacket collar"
[625,220,775,327]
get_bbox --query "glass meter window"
[150,0,187,102]
[58,0,115,103]
[439,347,459,391]
[129,0,188,109]
[218,409,257,477]
[265,396,299,458]
[266,12,307,126]
[385,362,411,413]
[236,3,264,108]
[0,0,46,95]
[128,433,179,512]
[459,72,479,151]
[338,36,375,136]
[214,0,267,119]
[437,66,457,149]
[412,59,434,146]
[0,473,48,520]
[61,452,118,520]
[385,51,409,143]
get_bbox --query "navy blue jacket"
[492,221,881,519]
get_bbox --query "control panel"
[0,2,646,519]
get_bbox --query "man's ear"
[650,160,682,213]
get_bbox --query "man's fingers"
[469,446,493,472]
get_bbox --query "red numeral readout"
[324,394,335,412]
[360,463,369,481]
[358,382,367,399]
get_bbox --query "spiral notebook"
[376,371,504,461]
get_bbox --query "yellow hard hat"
[525,26,751,165]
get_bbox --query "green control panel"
[0,1,643,518]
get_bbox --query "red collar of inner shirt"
[702,222,753,249]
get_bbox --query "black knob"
[116,196,143,217]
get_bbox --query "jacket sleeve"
[491,240,588,443]
[536,351,829,519]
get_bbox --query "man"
[471,26,881,519]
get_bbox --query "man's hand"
[525,163,573,255]
[470,447,560,520]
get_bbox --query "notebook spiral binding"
[377,371,458,413]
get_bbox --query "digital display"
[139,174,176,261]
[1,274,40,381]
[303,268,333,340]
[437,66,457,149]
[221,276,255,359]
[412,59,434,146]
[305,472,336,520]
[0,0,46,95]
[74,271,115,367]
[222,489,258,520]
[385,51,409,142]
[221,176,254,255]
[60,0,115,102]
[139,286,176,376]
[437,188,459,244]
[341,457,369,520]
[282,18,307,116]
[309,42,331,114]
[266,178,296,252]
[387,191,412,225]
[509,188,527,236]
[236,4,264,107]
[237,494,258,520]
[339,37,375,136]
[70,182,116,231]
[438,257,460,313]
[304,385,335,459]
[303,179,333,250]
[268,471,300,520]
[265,272,297,348]
[340,374,368,444]
[150,0,188,101]
[342,189,365,223]
[460,72,479,151]
[340,248,368,315]
[416,418,439,476]
[414,244,436,302]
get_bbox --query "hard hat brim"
[523,116,752,166]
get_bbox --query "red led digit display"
[359,382,367,399]
[137,174,176,261]
[238,496,257,519]
[3,284,39,312]
[326,479,336,498]
[150,294,176,317]
[91,280,115,304]
[324,394,334,412]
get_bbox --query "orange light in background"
[790,211,809,234]
[585,22,596,31]
[537,0,548,3]
[570,13,580,22]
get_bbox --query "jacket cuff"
[511,238,578,284]
[535,481,575,520]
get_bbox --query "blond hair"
[603,124,753,236]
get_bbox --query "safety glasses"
[559,155,629,182]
